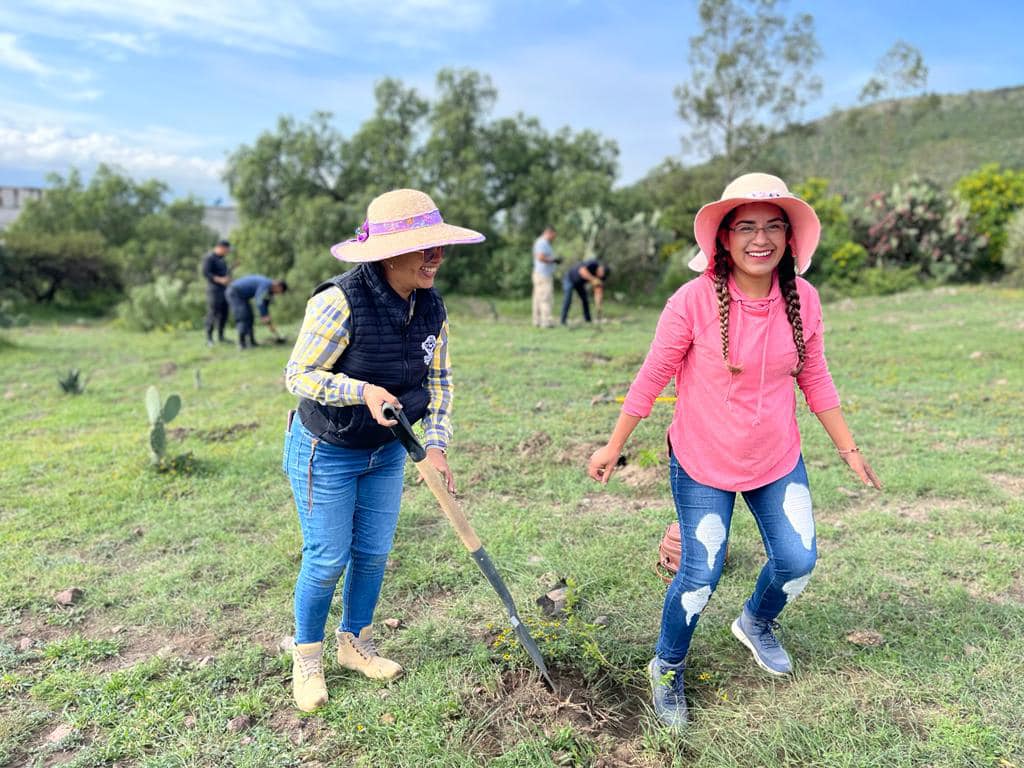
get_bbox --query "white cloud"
[90,31,151,54]
[0,31,98,103]
[12,0,493,54]
[0,32,54,76]
[0,121,226,198]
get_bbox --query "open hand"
[842,450,882,489]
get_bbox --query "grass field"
[1,285,1022,767]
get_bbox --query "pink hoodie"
[621,272,840,492]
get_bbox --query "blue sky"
[1,0,1021,204]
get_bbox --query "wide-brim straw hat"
[330,188,484,263]
[689,172,820,275]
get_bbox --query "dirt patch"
[612,463,662,489]
[167,422,259,443]
[518,431,552,458]
[581,352,612,368]
[576,493,668,518]
[987,473,1024,497]
[267,708,328,747]
[555,440,605,466]
[461,667,644,762]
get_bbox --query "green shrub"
[953,163,1024,269]
[858,176,987,282]
[1002,207,1024,285]
[794,178,855,285]
[117,276,205,332]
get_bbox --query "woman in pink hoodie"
[588,173,881,729]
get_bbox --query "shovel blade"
[471,548,555,690]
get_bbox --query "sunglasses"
[411,247,445,264]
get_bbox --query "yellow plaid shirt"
[284,286,453,451]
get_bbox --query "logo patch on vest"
[421,334,437,365]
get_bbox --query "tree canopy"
[224,67,622,299]
[674,0,822,172]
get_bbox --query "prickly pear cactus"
[145,386,182,466]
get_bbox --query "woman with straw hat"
[587,172,882,728]
[282,189,484,711]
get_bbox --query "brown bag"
[656,522,681,583]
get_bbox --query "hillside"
[759,84,1024,197]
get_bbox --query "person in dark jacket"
[561,259,611,325]
[201,239,232,346]
[225,274,288,349]
[282,188,484,712]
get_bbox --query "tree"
[342,78,429,196]
[859,40,928,104]
[6,165,215,303]
[674,0,822,172]
[3,230,120,304]
[224,68,621,297]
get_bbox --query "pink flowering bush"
[857,176,987,282]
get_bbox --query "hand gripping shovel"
[382,403,554,690]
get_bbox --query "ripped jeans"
[656,453,817,664]
[283,415,407,644]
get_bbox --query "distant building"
[0,185,238,237]
[0,187,44,230]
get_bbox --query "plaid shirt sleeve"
[422,317,453,451]
[283,287,366,406]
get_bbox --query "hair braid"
[713,244,743,374]
[777,249,806,376]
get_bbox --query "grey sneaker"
[648,657,688,729]
[731,607,792,676]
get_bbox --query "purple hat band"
[352,209,444,243]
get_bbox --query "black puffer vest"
[297,263,446,450]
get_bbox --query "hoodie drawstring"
[752,300,775,427]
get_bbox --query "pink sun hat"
[688,172,820,275]
[331,188,485,263]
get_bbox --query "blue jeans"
[656,454,817,664]
[283,415,407,644]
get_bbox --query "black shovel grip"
[382,402,427,462]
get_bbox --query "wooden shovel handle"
[413,459,482,552]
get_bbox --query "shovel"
[382,403,554,690]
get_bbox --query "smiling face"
[720,202,790,294]
[382,246,446,298]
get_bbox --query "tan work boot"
[336,627,403,680]
[292,641,328,712]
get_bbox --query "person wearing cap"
[281,188,484,712]
[587,173,882,729]
[201,239,232,347]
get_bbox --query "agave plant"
[58,369,86,395]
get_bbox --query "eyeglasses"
[728,221,789,238]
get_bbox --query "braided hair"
[713,210,806,377]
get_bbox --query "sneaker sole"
[730,619,790,677]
